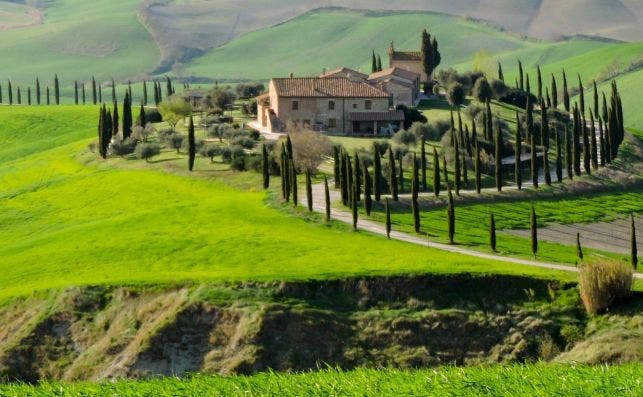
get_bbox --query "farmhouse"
[368,67,421,107]
[320,67,369,82]
[388,41,427,82]
[256,77,404,135]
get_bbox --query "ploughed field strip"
[506,216,642,255]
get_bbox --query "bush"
[157,128,177,142]
[111,137,137,156]
[499,89,537,109]
[169,133,184,153]
[489,78,508,99]
[472,77,493,102]
[146,109,163,123]
[231,136,256,149]
[221,145,246,163]
[393,129,417,146]
[374,140,390,156]
[136,143,161,162]
[199,144,221,162]
[446,83,466,107]
[396,104,427,129]
[579,261,633,315]
[244,154,263,172]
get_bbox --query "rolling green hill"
[0,105,577,302]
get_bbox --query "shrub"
[221,145,245,163]
[472,77,492,102]
[489,78,508,99]
[231,136,256,149]
[244,154,263,172]
[157,127,177,142]
[230,156,246,171]
[288,128,333,173]
[111,137,137,156]
[446,83,466,107]
[396,105,427,130]
[579,261,633,315]
[199,144,221,162]
[393,129,417,146]
[146,109,163,123]
[136,143,161,162]
[499,89,537,109]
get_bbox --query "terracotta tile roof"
[368,67,420,82]
[272,77,391,98]
[348,110,405,122]
[320,67,368,80]
[391,51,422,61]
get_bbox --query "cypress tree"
[333,146,341,188]
[485,100,493,141]
[373,143,382,201]
[398,155,404,193]
[495,123,503,191]
[540,99,549,150]
[36,78,41,105]
[139,101,146,127]
[572,105,581,176]
[112,101,119,136]
[462,144,469,188]
[324,176,331,222]
[632,214,638,270]
[97,106,104,157]
[291,159,298,206]
[353,152,361,201]
[82,83,86,105]
[412,154,420,233]
[188,115,196,171]
[604,117,612,164]
[530,120,538,189]
[562,70,570,112]
[74,81,79,104]
[454,136,461,195]
[589,111,598,169]
[515,112,523,190]
[388,148,398,201]
[0,82,3,103]
[143,80,148,105]
[433,147,440,197]
[123,92,132,139]
[346,157,353,207]
[421,29,433,81]
[546,87,551,108]
[526,73,531,95]
[111,79,117,103]
[46,86,50,105]
[526,95,533,149]
[262,144,270,189]
[17,87,21,104]
[537,65,543,102]
[576,232,583,262]
[565,124,573,180]
[127,81,132,100]
[27,87,31,105]
[340,152,348,205]
[578,74,585,115]
[602,92,609,123]
[372,50,377,73]
[489,213,497,252]
[305,170,313,212]
[166,76,173,97]
[551,74,558,108]
[582,113,591,175]
[8,80,12,105]
[376,55,382,72]
[385,198,391,239]
[474,136,482,194]
[442,155,449,190]
[364,163,372,216]
[518,60,524,91]
[555,128,563,183]
[498,62,504,82]
[530,205,538,257]
[98,84,102,103]
[285,135,293,159]
[593,81,599,118]
[543,148,551,186]
[91,77,97,104]
[351,181,358,230]
[420,138,427,191]
[447,187,455,244]
[598,117,606,167]
[54,74,60,105]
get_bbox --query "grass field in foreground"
[0,105,582,302]
[2,364,640,396]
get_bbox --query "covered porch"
[347,110,405,135]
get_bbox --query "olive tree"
[158,96,192,128]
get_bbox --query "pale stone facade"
[387,41,428,83]
[368,67,421,107]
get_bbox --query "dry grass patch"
[579,261,633,314]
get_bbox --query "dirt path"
[308,181,643,280]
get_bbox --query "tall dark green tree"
[632,214,638,270]
[82,83,86,105]
[421,30,433,82]
[576,232,583,262]
[412,154,420,233]
[376,55,382,73]
[166,76,174,97]
[420,138,427,191]
[555,128,563,183]
[122,92,133,139]
[551,74,558,108]
[593,81,599,118]
[442,155,449,190]
[589,111,598,170]
[578,74,585,115]
[498,62,504,82]
[139,101,146,127]
[398,155,404,193]
[518,60,524,91]
[54,74,60,105]
[562,70,570,112]
[27,87,31,105]
[8,80,12,105]
[447,187,455,244]
[112,101,119,136]
[333,146,341,189]
[143,80,148,105]
[351,181,358,230]
[188,116,196,171]
[262,144,270,189]
[388,148,398,201]
[98,84,102,103]
[543,148,551,186]
[598,117,606,167]
[16,87,21,104]
[46,86,50,105]
[572,105,581,176]
[489,213,497,252]
[433,147,440,197]
[363,163,372,216]
[515,113,523,190]
[385,198,392,239]
[291,159,298,206]
[74,81,79,105]
[111,79,117,103]
[340,152,348,205]
[565,124,573,180]
[0,82,3,103]
[582,113,591,175]
[372,50,378,73]
[540,99,549,150]
[536,65,543,102]
[431,36,441,77]
[324,176,331,222]
[91,77,97,104]
[474,136,482,194]
[36,77,41,105]
[531,205,538,257]
[353,152,362,201]
[372,144,382,201]
[454,136,461,195]
[495,124,503,191]
[305,170,313,212]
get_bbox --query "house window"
[365,100,372,110]
[329,100,335,110]
[292,100,299,110]
[328,118,337,129]
[353,103,358,109]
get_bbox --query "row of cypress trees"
[0,76,175,106]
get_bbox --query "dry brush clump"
[579,261,633,315]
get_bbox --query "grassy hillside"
[3,364,640,396]
[184,9,533,80]
[0,106,579,302]
[0,0,159,85]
